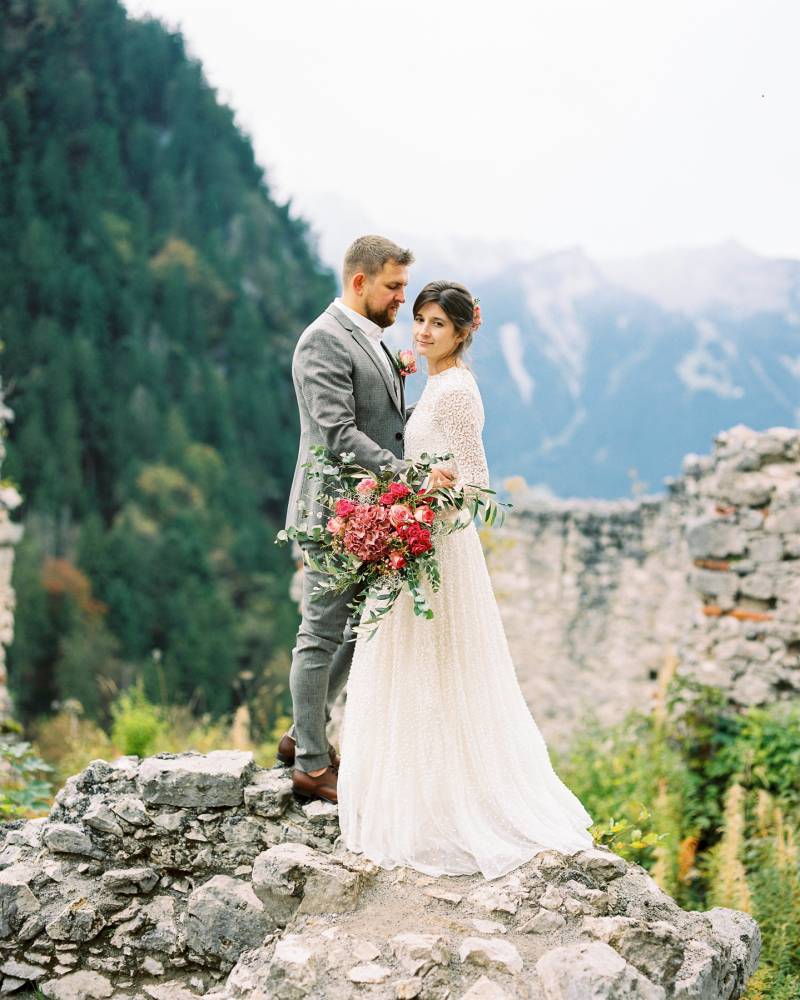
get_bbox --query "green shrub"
[109,679,166,758]
[554,710,683,886]
[558,674,800,992]
[0,739,54,818]
[742,799,800,998]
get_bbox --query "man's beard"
[364,301,398,329]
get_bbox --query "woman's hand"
[428,465,456,490]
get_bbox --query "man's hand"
[428,465,456,490]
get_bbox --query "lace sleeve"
[433,383,490,492]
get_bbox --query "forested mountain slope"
[0,0,333,726]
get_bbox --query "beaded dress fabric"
[337,366,594,880]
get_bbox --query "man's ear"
[351,272,366,296]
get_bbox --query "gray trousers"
[289,542,362,772]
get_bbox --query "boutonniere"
[394,349,417,377]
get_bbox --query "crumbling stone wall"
[492,426,800,744]
[678,426,800,704]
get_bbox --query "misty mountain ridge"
[302,198,799,498]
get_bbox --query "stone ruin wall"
[491,425,800,746]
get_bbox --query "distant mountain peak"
[600,242,800,319]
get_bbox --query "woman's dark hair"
[412,280,476,363]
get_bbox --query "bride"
[337,280,594,881]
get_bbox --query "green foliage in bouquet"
[276,445,510,636]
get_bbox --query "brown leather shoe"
[292,766,338,804]
[276,733,340,771]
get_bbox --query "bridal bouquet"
[276,445,510,637]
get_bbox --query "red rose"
[414,506,435,525]
[388,550,407,570]
[379,492,395,506]
[389,503,414,528]
[335,498,357,518]
[389,482,411,498]
[407,525,432,555]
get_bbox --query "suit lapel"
[380,341,403,407]
[326,305,404,418]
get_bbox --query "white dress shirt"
[333,297,395,378]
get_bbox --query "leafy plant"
[557,675,800,992]
[0,739,54,818]
[109,679,166,758]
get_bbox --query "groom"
[280,235,455,803]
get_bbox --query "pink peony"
[342,504,393,562]
[389,503,414,528]
[335,498,357,518]
[388,550,407,570]
[414,506,435,525]
[326,516,345,536]
[356,478,378,495]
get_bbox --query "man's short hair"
[343,235,415,283]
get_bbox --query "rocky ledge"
[0,750,759,999]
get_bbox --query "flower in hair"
[471,297,482,333]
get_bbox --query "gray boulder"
[138,751,254,807]
[184,875,270,965]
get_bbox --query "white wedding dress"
[337,366,594,880]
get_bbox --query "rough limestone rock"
[251,841,370,923]
[138,750,255,806]
[184,874,270,963]
[391,931,449,976]
[0,751,760,999]
[459,937,524,975]
[581,916,685,990]
[40,969,114,999]
[0,862,40,940]
[460,976,516,999]
[536,940,666,998]
[493,426,800,745]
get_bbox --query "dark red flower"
[335,498,357,518]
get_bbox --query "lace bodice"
[404,366,490,491]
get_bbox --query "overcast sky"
[124,0,800,262]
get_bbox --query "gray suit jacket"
[285,303,412,531]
